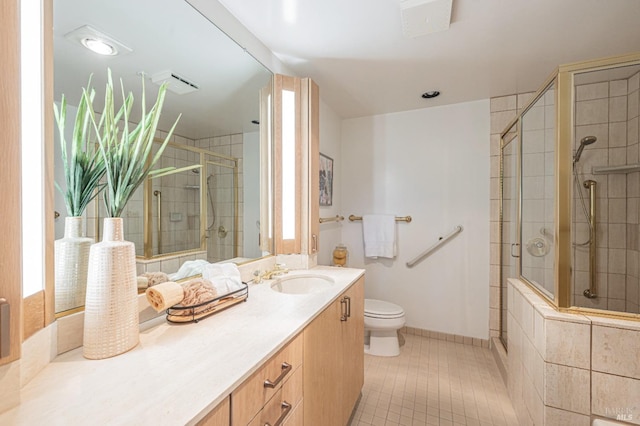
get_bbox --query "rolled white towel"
[169,259,210,281]
[202,263,243,295]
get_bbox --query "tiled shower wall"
[573,71,640,313]
[508,277,640,425]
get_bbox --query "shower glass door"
[520,82,557,300]
[500,122,519,349]
[205,152,238,263]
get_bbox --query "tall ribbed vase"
[54,217,93,313]
[83,218,139,359]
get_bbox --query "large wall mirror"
[53,0,273,314]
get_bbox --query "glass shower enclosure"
[499,52,640,349]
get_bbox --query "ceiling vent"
[400,0,453,38]
[151,71,199,95]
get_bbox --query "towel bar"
[349,215,412,223]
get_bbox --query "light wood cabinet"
[197,397,230,426]
[303,276,365,426]
[199,276,364,426]
[0,0,23,367]
[273,75,320,256]
[232,333,303,425]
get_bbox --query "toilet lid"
[364,299,404,319]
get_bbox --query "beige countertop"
[1,266,364,425]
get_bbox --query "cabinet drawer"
[196,396,230,426]
[232,333,303,425]
[247,366,303,426]
[282,400,303,426]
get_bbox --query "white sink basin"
[270,274,335,294]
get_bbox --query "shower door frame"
[499,121,521,350]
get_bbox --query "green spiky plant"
[88,69,180,217]
[54,80,106,217]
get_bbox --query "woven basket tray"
[166,282,248,324]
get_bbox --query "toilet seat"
[364,299,404,319]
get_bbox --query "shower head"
[574,136,597,163]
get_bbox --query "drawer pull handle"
[340,297,347,321]
[263,362,292,388]
[345,295,351,318]
[264,401,292,426]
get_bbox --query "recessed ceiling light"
[421,90,440,99]
[81,38,117,56]
[64,25,132,57]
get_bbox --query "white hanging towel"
[362,214,397,259]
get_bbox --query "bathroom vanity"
[0,267,364,425]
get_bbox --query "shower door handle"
[511,243,520,258]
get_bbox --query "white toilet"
[364,299,406,357]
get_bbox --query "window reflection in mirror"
[53,0,273,314]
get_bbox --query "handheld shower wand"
[574,136,597,164]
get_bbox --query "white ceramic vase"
[54,216,93,313]
[83,217,139,359]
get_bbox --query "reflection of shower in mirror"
[206,173,216,231]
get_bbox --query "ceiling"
[216,0,640,119]
[54,0,272,140]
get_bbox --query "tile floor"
[349,334,518,426]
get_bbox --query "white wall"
[317,99,344,266]
[340,100,491,339]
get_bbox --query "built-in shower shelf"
[591,164,640,175]
[184,185,200,189]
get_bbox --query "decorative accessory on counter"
[202,263,244,294]
[145,263,249,323]
[55,217,93,313]
[166,281,248,324]
[137,276,149,289]
[146,281,186,312]
[83,218,139,359]
[140,271,170,287]
[90,68,180,218]
[53,77,106,315]
[146,279,219,313]
[181,278,218,306]
[332,244,349,267]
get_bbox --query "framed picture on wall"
[319,153,333,206]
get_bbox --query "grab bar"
[154,190,162,251]
[406,225,463,268]
[349,215,412,223]
[583,180,597,298]
[319,215,344,223]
